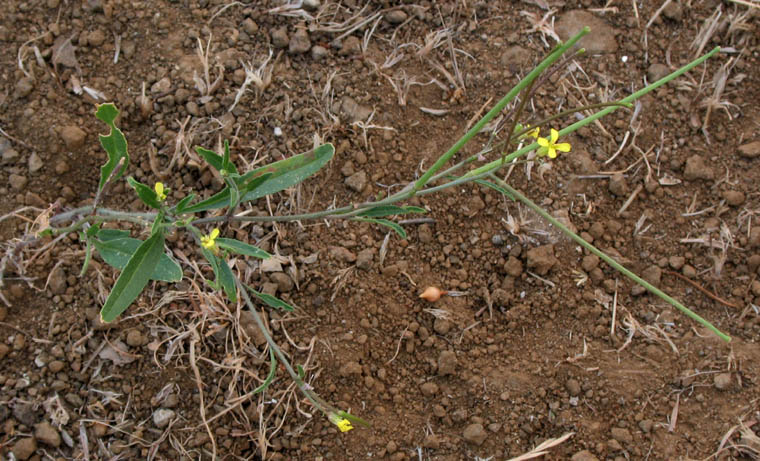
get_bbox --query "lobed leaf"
[95,103,129,192]
[100,231,165,322]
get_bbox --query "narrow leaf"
[218,257,237,303]
[222,139,234,173]
[173,194,196,214]
[96,228,131,241]
[246,286,295,311]
[127,177,161,209]
[100,231,165,322]
[195,146,224,171]
[357,205,426,218]
[95,103,129,192]
[474,179,515,200]
[241,143,334,202]
[196,145,238,174]
[353,217,407,239]
[93,237,182,282]
[252,348,276,394]
[182,187,233,213]
[182,172,272,213]
[216,238,271,259]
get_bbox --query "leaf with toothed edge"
[95,103,130,192]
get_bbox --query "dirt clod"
[738,141,760,158]
[437,350,457,376]
[571,450,600,461]
[556,10,619,54]
[714,373,732,391]
[59,125,87,151]
[462,423,488,445]
[684,155,714,181]
[289,28,311,54]
[611,427,633,444]
[608,173,628,196]
[526,244,557,276]
[34,421,61,447]
[11,437,37,460]
[566,378,581,396]
[345,171,367,192]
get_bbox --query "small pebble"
[153,408,176,428]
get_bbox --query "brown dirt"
[1,1,759,460]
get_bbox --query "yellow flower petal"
[548,148,557,159]
[210,228,220,239]
[154,182,167,201]
[555,142,572,152]
[336,419,353,432]
[550,129,559,143]
[537,137,549,147]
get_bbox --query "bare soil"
[1,1,759,460]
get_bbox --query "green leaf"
[241,143,335,202]
[127,177,161,209]
[200,249,236,303]
[218,257,237,303]
[216,238,271,259]
[97,228,131,241]
[222,139,234,173]
[95,103,129,192]
[94,237,182,282]
[253,348,276,394]
[246,286,295,311]
[80,237,93,277]
[100,231,165,323]
[296,364,305,380]
[196,144,238,175]
[173,194,196,214]
[353,217,407,239]
[337,410,371,428]
[182,172,272,214]
[356,205,426,218]
[473,178,515,200]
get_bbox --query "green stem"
[237,279,335,416]
[489,174,731,343]
[466,46,722,179]
[412,27,590,191]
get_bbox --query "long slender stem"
[412,28,590,191]
[488,174,731,343]
[466,46,722,179]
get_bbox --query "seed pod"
[419,286,447,302]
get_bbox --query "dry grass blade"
[521,9,560,47]
[691,7,723,58]
[506,432,574,460]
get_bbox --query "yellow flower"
[201,228,220,252]
[329,413,354,433]
[536,128,571,159]
[525,125,540,139]
[154,182,167,201]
